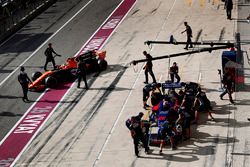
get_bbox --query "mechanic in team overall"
[143,83,154,109]
[174,90,185,109]
[18,66,32,102]
[225,0,233,20]
[143,51,157,84]
[44,43,59,71]
[126,112,149,157]
[169,62,180,83]
[220,68,235,104]
[150,83,163,106]
[192,87,215,124]
[157,102,177,154]
[177,94,193,140]
[143,83,162,109]
[176,106,191,141]
[181,22,193,50]
[77,57,88,89]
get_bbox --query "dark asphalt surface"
[0,0,122,141]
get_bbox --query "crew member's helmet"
[138,112,144,118]
[176,124,182,133]
[152,83,157,88]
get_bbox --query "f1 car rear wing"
[76,50,106,61]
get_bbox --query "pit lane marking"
[0,0,135,166]
[92,0,177,166]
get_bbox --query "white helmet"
[176,124,182,133]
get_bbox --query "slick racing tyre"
[45,76,57,88]
[70,68,78,76]
[98,59,108,71]
[31,71,42,81]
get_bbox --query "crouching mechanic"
[176,106,191,141]
[192,87,215,124]
[143,83,162,109]
[126,112,150,157]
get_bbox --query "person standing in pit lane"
[18,66,32,102]
[44,43,60,71]
[177,94,193,140]
[225,0,233,20]
[220,68,235,104]
[158,102,178,154]
[76,57,88,89]
[181,22,193,50]
[143,51,157,84]
[126,112,149,157]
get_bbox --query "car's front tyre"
[45,76,57,88]
[98,59,108,71]
[31,71,42,81]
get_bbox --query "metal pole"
[144,40,234,47]
[167,56,170,81]
[131,45,232,65]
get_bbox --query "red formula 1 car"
[28,50,107,91]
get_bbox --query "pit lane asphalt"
[2,0,250,167]
[0,0,122,141]
[13,0,248,166]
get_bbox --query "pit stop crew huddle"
[126,49,236,156]
[126,80,217,156]
[126,51,227,156]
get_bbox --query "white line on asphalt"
[92,1,177,166]
[9,0,137,166]
[9,83,77,167]
[149,0,176,81]
[92,3,140,167]
[150,0,176,79]
[0,90,47,146]
[152,0,176,50]
[198,72,202,83]
[0,0,94,87]
[92,67,139,167]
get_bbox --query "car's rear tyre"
[45,76,57,88]
[70,68,78,76]
[31,71,42,81]
[98,59,108,71]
